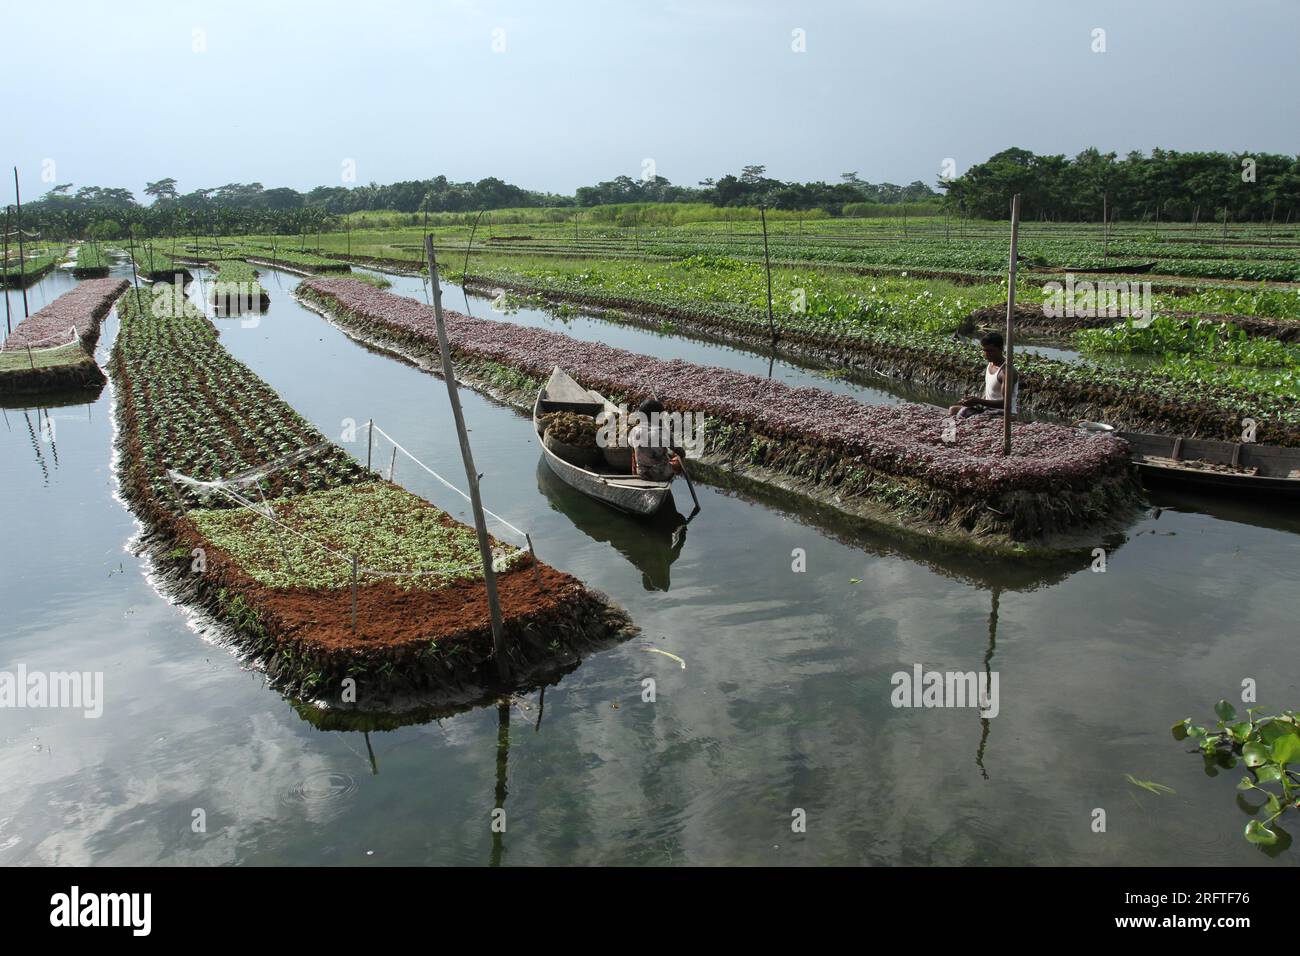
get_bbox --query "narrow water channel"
[0,263,1296,866]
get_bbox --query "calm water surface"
[0,262,1296,866]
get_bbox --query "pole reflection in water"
[975,587,1000,780]
[490,699,510,867]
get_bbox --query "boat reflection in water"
[536,458,688,591]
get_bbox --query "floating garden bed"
[208,259,270,314]
[110,283,629,706]
[299,278,1143,554]
[130,244,192,283]
[71,243,111,278]
[1,251,61,288]
[0,278,127,396]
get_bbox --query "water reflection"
[536,458,688,591]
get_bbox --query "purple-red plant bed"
[0,278,128,396]
[299,278,1141,549]
[3,278,128,352]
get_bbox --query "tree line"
[941,147,1300,223]
[15,148,1299,238]
[16,166,939,238]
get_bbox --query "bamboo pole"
[424,234,508,680]
[14,169,28,318]
[759,207,777,346]
[3,206,11,336]
[366,418,373,470]
[126,230,144,311]
[1102,191,1108,265]
[1003,194,1021,457]
[350,554,359,636]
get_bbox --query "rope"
[2,325,80,353]
[367,421,529,542]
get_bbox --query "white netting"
[3,325,80,353]
[165,426,530,583]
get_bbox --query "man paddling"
[629,398,684,480]
[948,331,1019,419]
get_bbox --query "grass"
[189,482,514,590]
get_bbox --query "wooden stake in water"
[1003,194,1021,457]
[424,234,508,681]
[366,418,373,470]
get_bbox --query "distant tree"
[144,178,179,202]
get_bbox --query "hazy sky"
[7,0,1299,202]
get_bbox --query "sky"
[5,0,1299,202]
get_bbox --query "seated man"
[629,398,683,480]
[948,331,1019,419]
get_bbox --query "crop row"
[637,237,1300,283]
[113,285,368,507]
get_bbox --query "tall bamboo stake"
[14,169,28,318]
[759,207,777,346]
[3,206,11,336]
[1003,194,1021,457]
[424,234,508,680]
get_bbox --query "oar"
[677,452,701,518]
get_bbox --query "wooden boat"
[534,367,674,516]
[1118,430,1300,498]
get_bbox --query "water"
[1,264,1297,865]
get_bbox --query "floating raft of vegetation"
[130,244,192,284]
[1,251,62,288]
[208,259,270,314]
[109,284,629,706]
[299,278,1142,554]
[71,243,111,278]
[0,278,128,396]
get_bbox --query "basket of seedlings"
[542,411,602,468]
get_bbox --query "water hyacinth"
[302,278,1131,496]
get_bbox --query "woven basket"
[601,444,635,471]
[544,428,602,468]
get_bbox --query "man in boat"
[629,397,684,481]
[948,331,1019,419]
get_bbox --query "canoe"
[1119,430,1300,498]
[533,367,674,516]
